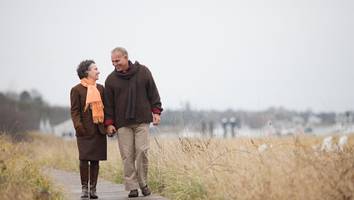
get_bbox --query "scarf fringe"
[91,101,104,123]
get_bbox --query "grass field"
[0,134,63,200]
[24,132,354,200]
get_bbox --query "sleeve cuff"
[104,119,114,126]
[152,108,162,115]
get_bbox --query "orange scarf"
[80,78,104,123]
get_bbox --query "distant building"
[307,115,322,126]
[39,118,53,134]
[53,119,75,137]
[292,116,305,125]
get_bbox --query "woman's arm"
[70,87,85,135]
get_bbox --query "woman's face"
[87,63,100,80]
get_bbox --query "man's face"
[111,51,129,70]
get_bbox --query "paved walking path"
[46,169,168,200]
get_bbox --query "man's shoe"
[128,189,139,198]
[141,185,151,196]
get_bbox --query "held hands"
[152,113,161,126]
[106,125,117,137]
[105,114,160,136]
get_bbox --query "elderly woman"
[70,60,107,199]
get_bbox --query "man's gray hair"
[111,47,128,57]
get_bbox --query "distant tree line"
[0,90,69,134]
[0,91,346,135]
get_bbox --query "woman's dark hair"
[77,60,95,79]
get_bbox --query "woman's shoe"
[128,189,139,198]
[80,186,89,199]
[89,187,98,199]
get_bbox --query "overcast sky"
[0,0,353,112]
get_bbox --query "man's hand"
[152,113,161,126]
[106,125,117,136]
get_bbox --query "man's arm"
[145,67,163,125]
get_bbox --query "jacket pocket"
[75,124,87,137]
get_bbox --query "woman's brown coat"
[70,83,107,161]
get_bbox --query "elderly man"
[104,47,163,198]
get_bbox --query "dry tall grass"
[30,132,354,200]
[0,134,63,200]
